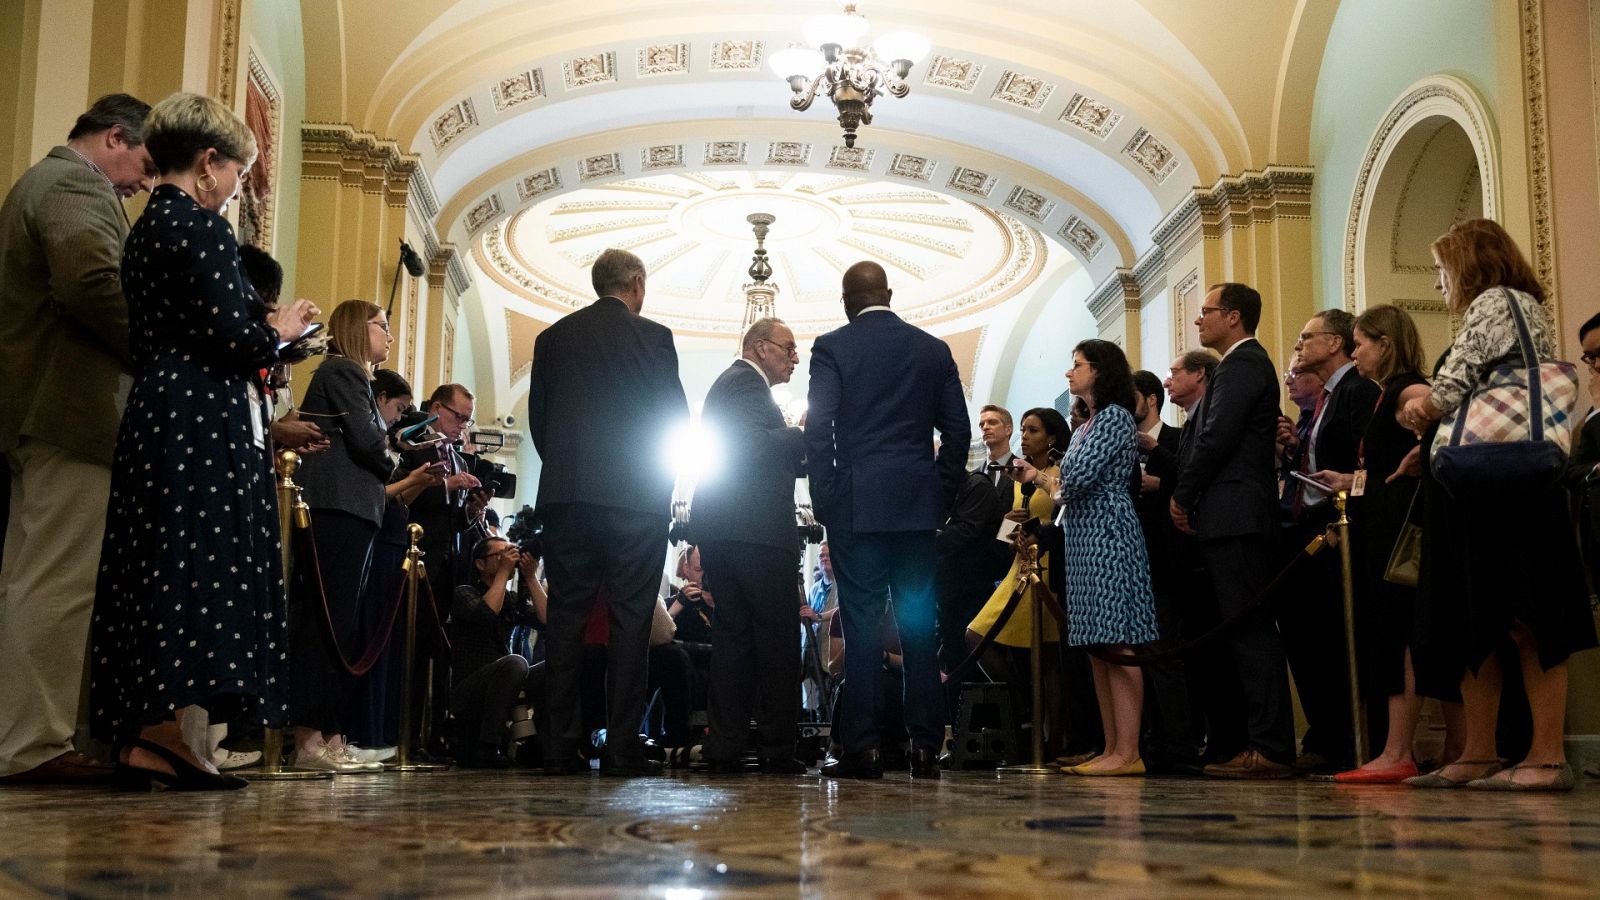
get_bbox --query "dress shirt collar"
[1322,361,1355,395]
[1143,419,1163,439]
[855,305,892,316]
[735,356,771,388]
[1223,336,1255,358]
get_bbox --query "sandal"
[114,739,249,792]
[1467,762,1575,792]
[1402,758,1503,788]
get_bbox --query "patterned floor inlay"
[2,770,1599,897]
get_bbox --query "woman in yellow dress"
[964,407,1070,755]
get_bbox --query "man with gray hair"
[0,94,156,785]
[692,317,808,773]
[528,247,689,776]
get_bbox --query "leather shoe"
[0,751,114,786]
[821,749,883,780]
[1204,749,1295,779]
[600,756,664,777]
[909,747,940,779]
[758,757,809,775]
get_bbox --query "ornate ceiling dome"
[474,169,1048,337]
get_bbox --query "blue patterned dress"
[1056,403,1158,647]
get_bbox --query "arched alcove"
[1346,76,1499,359]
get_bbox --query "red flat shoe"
[1332,760,1419,784]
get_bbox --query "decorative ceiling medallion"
[991,71,1054,111]
[491,70,545,112]
[1059,93,1122,140]
[429,98,477,151]
[766,142,812,166]
[946,166,996,198]
[465,193,502,232]
[1003,185,1055,221]
[1123,127,1180,183]
[709,40,763,71]
[1058,215,1104,260]
[578,152,624,182]
[923,55,982,92]
[562,52,617,90]
[516,168,561,201]
[886,154,935,182]
[826,146,875,171]
[637,43,690,77]
[704,141,748,165]
[641,144,685,171]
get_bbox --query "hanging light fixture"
[740,212,778,341]
[769,3,931,148]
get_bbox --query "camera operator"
[450,537,546,768]
[399,384,481,595]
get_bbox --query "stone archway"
[1346,76,1499,357]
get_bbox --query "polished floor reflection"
[3,770,1599,897]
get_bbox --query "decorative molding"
[829,190,944,205]
[709,40,763,70]
[682,171,737,190]
[491,69,546,111]
[548,215,669,241]
[1003,185,1055,222]
[465,194,503,232]
[766,141,812,166]
[1058,215,1103,261]
[1087,268,1140,325]
[991,71,1054,111]
[1059,93,1122,140]
[886,153,935,181]
[923,55,982,92]
[578,152,624,182]
[1122,127,1180,183]
[946,166,996,198]
[853,224,968,257]
[849,210,972,231]
[516,168,562,201]
[1519,0,1556,298]
[704,141,749,165]
[637,43,690,77]
[429,99,478,151]
[410,168,441,219]
[239,48,283,251]
[563,52,618,89]
[214,0,242,106]
[1152,166,1315,258]
[300,123,420,198]
[1342,76,1498,311]
[552,199,675,214]
[825,146,875,171]
[641,144,685,170]
[605,178,700,198]
[840,236,929,279]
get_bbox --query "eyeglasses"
[1296,330,1336,343]
[438,403,473,425]
[369,319,391,335]
[1198,306,1233,317]
[760,338,799,359]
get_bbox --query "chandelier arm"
[790,72,827,112]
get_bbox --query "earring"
[197,172,218,194]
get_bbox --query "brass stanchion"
[998,543,1055,775]
[1334,491,1367,767]
[255,450,332,780]
[390,523,448,772]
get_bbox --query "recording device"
[401,414,439,442]
[466,453,517,500]
[984,459,1026,474]
[1290,470,1337,494]
[277,321,324,351]
[505,505,543,559]
[407,433,444,448]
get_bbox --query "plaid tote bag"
[1430,287,1579,499]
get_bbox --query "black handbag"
[1382,485,1422,588]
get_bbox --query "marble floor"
[3,769,1599,898]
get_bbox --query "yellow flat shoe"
[1071,758,1146,777]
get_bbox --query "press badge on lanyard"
[247,383,267,450]
[1351,469,1367,497]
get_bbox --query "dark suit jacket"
[0,147,135,465]
[1173,339,1281,542]
[399,440,473,587]
[804,310,970,533]
[1135,423,1183,568]
[296,355,395,526]
[1563,412,1600,573]
[527,296,688,517]
[691,359,806,555]
[1293,366,1379,522]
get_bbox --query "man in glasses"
[692,317,808,774]
[1563,313,1600,600]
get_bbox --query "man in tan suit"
[0,94,156,783]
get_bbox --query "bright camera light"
[663,418,723,485]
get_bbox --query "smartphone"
[408,434,444,449]
[401,415,439,441]
[1290,470,1337,494]
[278,321,324,351]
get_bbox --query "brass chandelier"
[769,4,931,148]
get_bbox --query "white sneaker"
[332,744,385,772]
[347,745,397,764]
[213,748,262,771]
[293,745,377,774]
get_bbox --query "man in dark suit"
[527,248,689,776]
[977,404,1017,507]
[1563,312,1600,592]
[0,95,155,785]
[1287,309,1379,771]
[1131,369,1202,773]
[805,261,970,780]
[692,317,808,774]
[1172,282,1296,778]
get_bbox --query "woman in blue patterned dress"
[1053,339,1158,775]
[89,93,319,790]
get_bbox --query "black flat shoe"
[115,739,247,792]
[821,749,883,780]
[909,747,941,779]
[600,756,664,777]
[758,756,810,775]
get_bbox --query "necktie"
[1290,389,1329,519]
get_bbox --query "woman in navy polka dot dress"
[89,93,319,790]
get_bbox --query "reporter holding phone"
[287,299,397,772]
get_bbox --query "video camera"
[505,505,543,560]
[465,454,517,500]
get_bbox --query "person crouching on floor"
[449,537,546,767]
